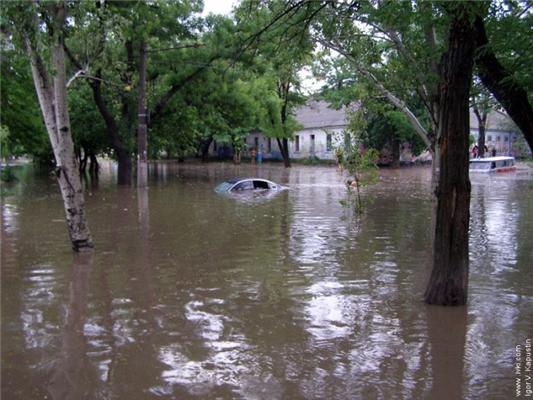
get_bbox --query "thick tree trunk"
[25,3,93,251]
[117,149,132,185]
[90,75,132,185]
[474,16,533,153]
[425,4,476,306]
[200,137,213,162]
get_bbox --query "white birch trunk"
[25,2,93,251]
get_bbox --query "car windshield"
[232,181,254,191]
[215,182,235,192]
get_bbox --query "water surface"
[2,162,532,399]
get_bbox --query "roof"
[469,110,518,132]
[294,100,356,130]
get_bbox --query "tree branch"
[474,15,533,151]
[319,38,433,150]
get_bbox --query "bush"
[0,166,18,183]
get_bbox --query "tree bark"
[200,137,213,162]
[90,74,132,185]
[88,152,99,177]
[25,2,93,251]
[474,16,533,153]
[425,4,476,306]
[276,138,291,168]
[473,107,487,158]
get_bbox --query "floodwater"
[1,162,532,400]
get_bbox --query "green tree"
[0,38,50,161]
[474,2,533,151]
[3,0,93,250]
[240,0,488,305]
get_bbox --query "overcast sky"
[202,0,237,16]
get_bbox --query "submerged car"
[215,178,286,193]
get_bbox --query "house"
[209,100,527,160]
[209,100,356,161]
[469,110,524,156]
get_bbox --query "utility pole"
[137,39,148,187]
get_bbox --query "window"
[496,136,501,142]
[232,181,253,191]
[504,136,509,142]
[295,135,300,152]
[254,137,259,148]
[253,180,269,189]
[487,135,492,142]
[326,134,332,151]
[310,134,315,153]
[267,138,272,153]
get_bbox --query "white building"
[210,100,355,161]
[209,101,526,160]
[469,110,523,155]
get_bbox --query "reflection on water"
[1,162,532,399]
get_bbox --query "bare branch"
[319,38,432,150]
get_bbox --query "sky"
[202,0,237,16]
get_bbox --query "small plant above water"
[337,110,380,215]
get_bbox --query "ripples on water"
[1,162,532,399]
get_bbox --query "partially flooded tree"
[424,3,482,305]
[7,1,93,251]
[237,0,488,305]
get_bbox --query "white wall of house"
[241,127,346,160]
[210,127,347,160]
[289,127,345,160]
[470,129,518,155]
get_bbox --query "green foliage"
[337,109,379,215]
[0,166,18,183]
[485,1,532,100]
[69,85,110,156]
[0,39,50,160]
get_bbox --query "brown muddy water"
[1,162,532,400]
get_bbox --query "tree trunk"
[233,150,241,165]
[117,149,132,185]
[200,137,213,162]
[88,152,99,178]
[276,138,291,168]
[473,108,487,158]
[25,2,93,251]
[90,74,132,185]
[79,147,88,176]
[474,16,533,153]
[391,137,400,168]
[425,4,476,306]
